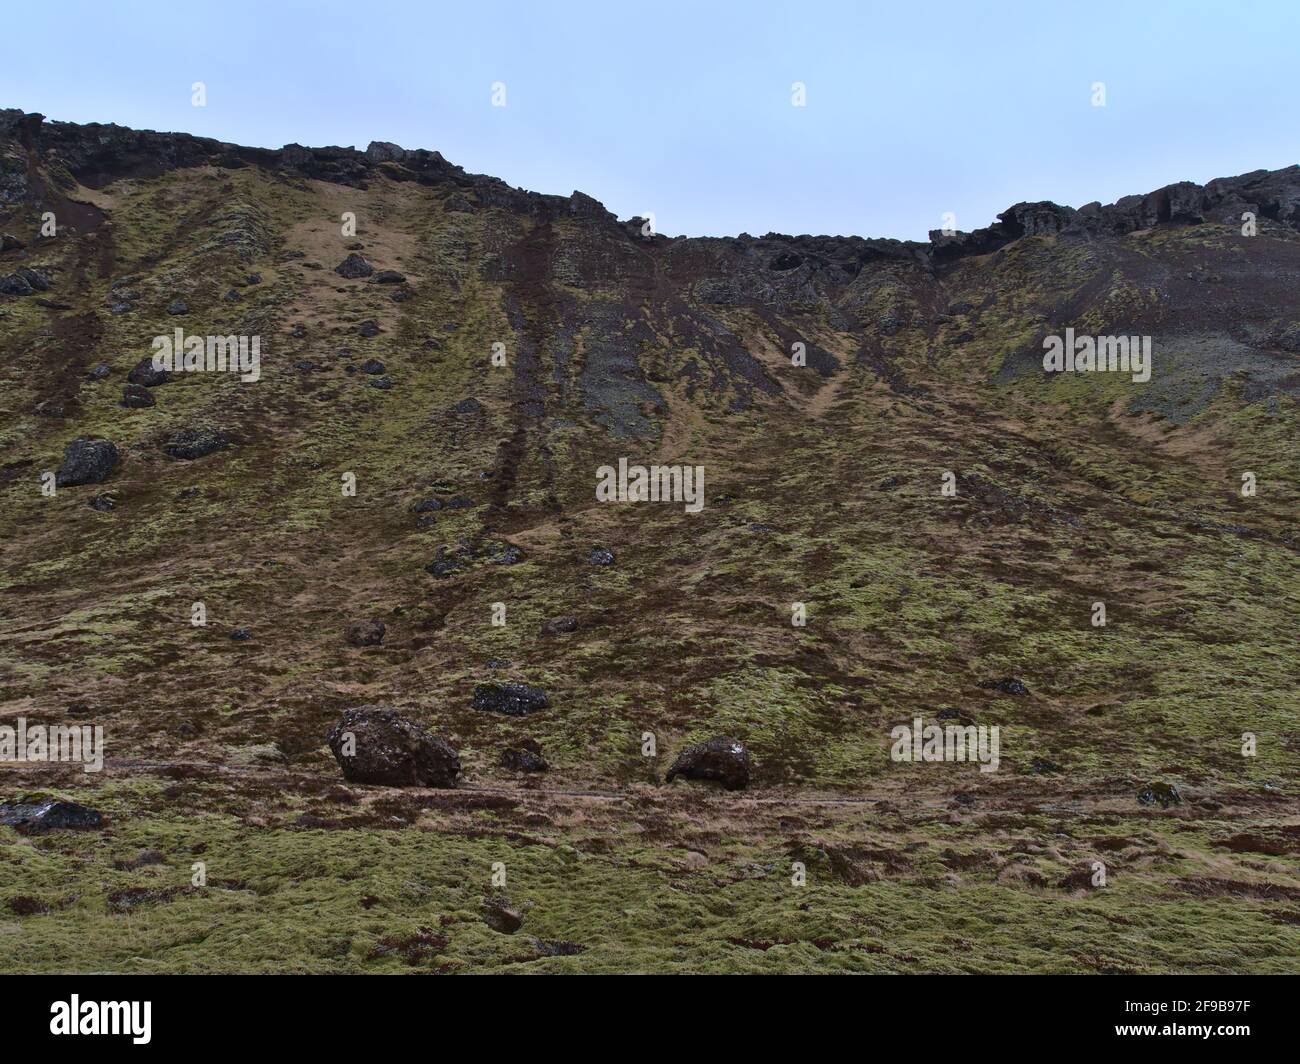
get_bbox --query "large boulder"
[665,735,751,791]
[55,437,118,487]
[327,705,460,787]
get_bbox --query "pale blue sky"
[4,0,1297,239]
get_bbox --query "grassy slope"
[0,161,1296,972]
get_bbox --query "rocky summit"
[0,109,1296,975]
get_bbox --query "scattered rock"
[87,494,115,512]
[86,363,111,381]
[127,355,168,387]
[0,267,49,295]
[0,272,33,295]
[335,253,373,279]
[500,739,549,773]
[410,497,442,514]
[425,548,469,578]
[163,427,228,460]
[588,546,616,566]
[120,383,156,408]
[472,683,550,716]
[983,677,1029,696]
[372,269,406,284]
[346,619,386,646]
[481,895,523,934]
[542,615,578,635]
[455,398,483,414]
[665,735,751,791]
[166,298,188,315]
[368,376,393,390]
[357,319,380,337]
[0,800,104,835]
[326,705,460,787]
[55,437,118,487]
[229,627,253,641]
[1138,782,1183,808]
[361,358,385,374]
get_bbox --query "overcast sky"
[5,0,1297,239]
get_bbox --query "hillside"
[1,109,1297,973]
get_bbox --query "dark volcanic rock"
[120,383,156,408]
[665,735,751,791]
[542,615,578,635]
[87,494,115,512]
[501,739,549,773]
[0,272,33,295]
[425,547,468,578]
[229,627,253,641]
[455,397,483,414]
[163,427,228,460]
[472,683,550,716]
[372,269,406,284]
[56,437,118,487]
[0,800,104,835]
[346,619,386,646]
[588,546,616,566]
[166,298,188,315]
[983,677,1029,696]
[1138,782,1184,808]
[335,253,374,278]
[127,355,169,387]
[357,319,380,337]
[327,705,460,787]
[361,358,386,374]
